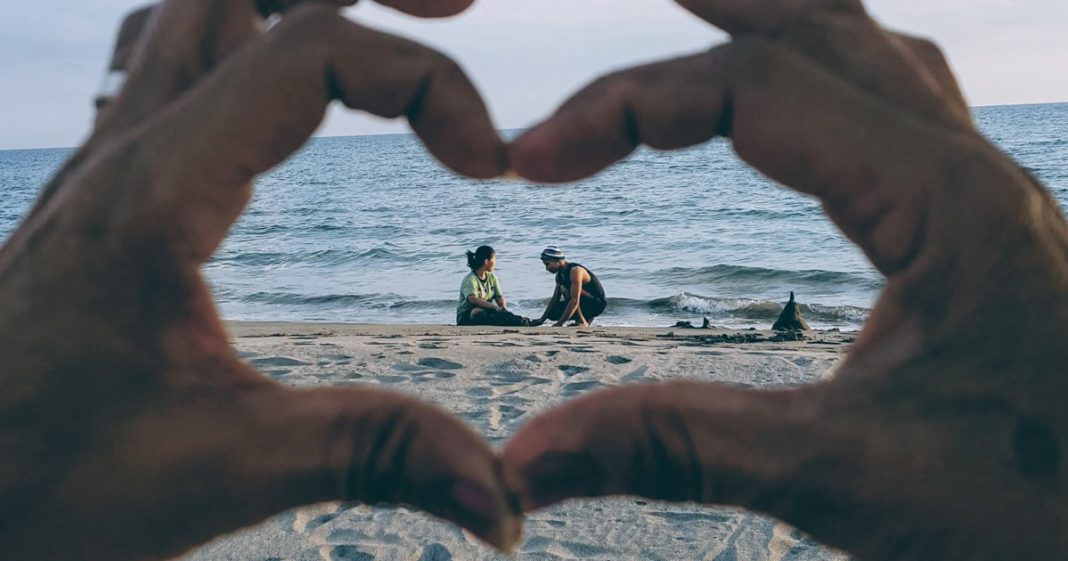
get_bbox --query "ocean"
[1,103,1066,329]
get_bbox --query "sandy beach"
[178,322,854,561]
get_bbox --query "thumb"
[500,381,832,511]
[236,386,522,550]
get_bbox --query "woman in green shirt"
[456,246,534,326]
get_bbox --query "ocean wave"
[642,292,869,324]
[235,290,868,325]
[241,291,402,307]
[651,264,882,291]
[215,247,403,267]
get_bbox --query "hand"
[504,0,1068,559]
[0,1,518,560]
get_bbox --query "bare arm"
[553,267,587,327]
[539,283,562,322]
[468,294,500,311]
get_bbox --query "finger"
[259,0,475,18]
[501,382,830,510]
[97,0,471,137]
[94,5,158,113]
[85,5,504,264]
[375,0,476,18]
[677,0,972,132]
[22,4,161,223]
[500,381,1062,560]
[509,49,729,183]
[891,32,970,114]
[243,386,522,550]
[41,384,521,559]
[674,0,865,36]
[509,38,1020,276]
[94,1,264,138]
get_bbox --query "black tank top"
[555,262,606,300]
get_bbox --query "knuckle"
[586,71,638,106]
[903,35,948,65]
[722,36,779,79]
[274,2,345,42]
[427,51,466,82]
[336,404,421,503]
[633,405,704,502]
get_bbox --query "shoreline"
[226,320,859,343]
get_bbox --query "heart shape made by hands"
[1,1,1066,561]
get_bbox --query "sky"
[0,0,1065,150]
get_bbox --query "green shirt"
[457,271,503,317]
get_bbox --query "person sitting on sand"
[457,245,533,326]
[536,246,607,327]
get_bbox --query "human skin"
[503,0,1068,559]
[0,1,520,560]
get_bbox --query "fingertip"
[405,56,507,179]
[416,123,507,179]
[509,124,620,184]
[438,477,523,551]
[375,0,475,18]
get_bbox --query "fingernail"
[447,478,523,552]
[523,452,602,510]
[450,479,498,525]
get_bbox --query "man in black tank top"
[536,246,607,327]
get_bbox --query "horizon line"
[3,100,1064,153]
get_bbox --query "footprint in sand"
[261,369,291,379]
[560,541,614,557]
[250,356,313,368]
[466,387,493,398]
[236,351,259,359]
[376,375,409,384]
[558,365,590,376]
[648,510,731,524]
[621,365,649,382]
[563,380,602,394]
[417,357,465,370]
[415,543,452,561]
[325,545,374,561]
[433,371,456,379]
[501,394,532,407]
[523,354,542,363]
[486,360,534,385]
[327,528,364,542]
[605,355,632,365]
[521,536,553,552]
[461,403,523,430]
[293,503,344,533]
[391,362,428,373]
